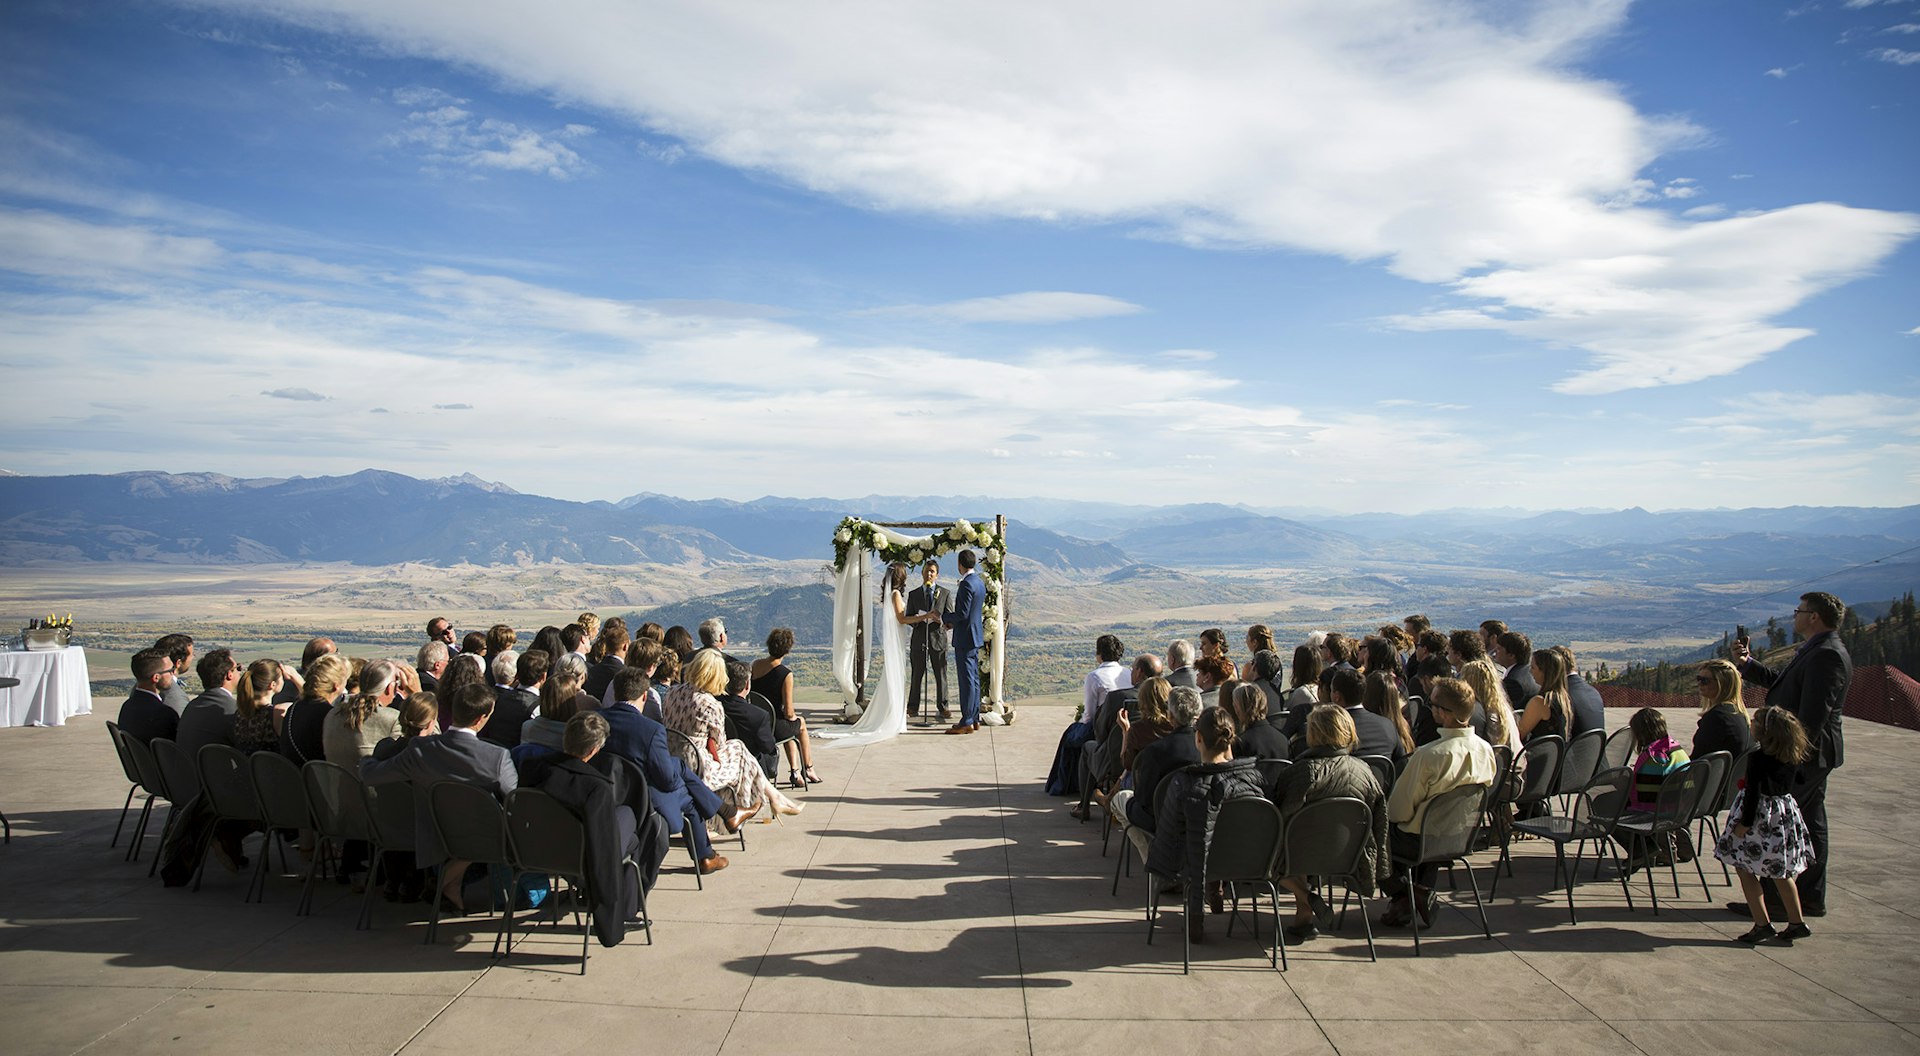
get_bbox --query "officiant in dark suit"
[905,559,953,725]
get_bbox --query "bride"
[819,561,936,749]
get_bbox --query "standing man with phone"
[1731,591,1851,919]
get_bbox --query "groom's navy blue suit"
[944,569,986,727]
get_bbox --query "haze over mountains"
[2,470,1915,597]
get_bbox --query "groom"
[943,549,986,735]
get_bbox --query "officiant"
[905,559,953,726]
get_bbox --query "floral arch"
[829,515,1013,724]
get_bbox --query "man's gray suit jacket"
[360,728,517,866]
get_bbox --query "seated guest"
[153,633,195,714]
[528,712,667,946]
[415,640,449,694]
[1321,668,1407,769]
[1554,645,1608,737]
[749,628,818,785]
[1518,648,1573,742]
[1692,659,1754,760]
[281,654,350,766]
[1625,707,1691,813]
[368,692,437,903]
[1360,637,1401,688]
[576,612,601,644]
[1075,655,1162,820]
[1447,629,1487,673]
[698,617,742,665]
[663,624,697,664]
[526,626,565,668]
[522,653,590,753]
[1408,654,1473,745]
[484,624,516,665]
[1455,659,1516,756]
[360,684,517,914]
[231,659,288,754]
[1246,648,1287,717]
[484,649,545,750]
[323,659,402,770]
[1046,634,1128,798]
[662,650,803,828]
[1116,685,1204,832]
[607,638,661,709]
[560,622,590,658]
[176,647,243,756]
[1361,671,1415,761]
[1228,683,1288,760]
[274,637,339,705]
[1272,706,1390,945]
[1494,632,1539,716]
[1115,675,1174,777]
[1145,705,1263,943]
[1195,655,1234,707]
[1163,639,1197,689]
[1276,645,1323,743]
[1380,678,1496,928]
[459,630,488,659]
[1241,625,1278,682]
[432,652,487,733]
[717,658,779,780]
[118,649,180,745]
[634,620,662,643]
[584,618,629,702]
[600,666,731,874]
[653,649,681,694]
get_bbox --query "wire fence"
[1595,664,1920,734]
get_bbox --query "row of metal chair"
[104,722,647,973]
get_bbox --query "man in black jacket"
[717,659,778,778]
[485,649,546,750]
[1733,591,1852,917]
[527,711,665,947]
[1494,632,1538,718]
[117,649,180,745]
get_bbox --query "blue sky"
[1,0,1915,512]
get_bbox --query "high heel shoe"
[775,798,805,817]
[802,766,822,785]
[788,770,805,790]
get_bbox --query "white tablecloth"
[0,646,93,727]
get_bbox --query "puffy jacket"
[1271,747,1392,895]
[1146,757,1266,909]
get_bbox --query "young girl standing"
[1713,706,1815,946]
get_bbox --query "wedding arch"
[829,515,1015,725]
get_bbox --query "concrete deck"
[1,700,1916,1055]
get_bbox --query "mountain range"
[1,471,1915,593]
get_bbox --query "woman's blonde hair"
[1459,658,1516,746]
[1136,675,1172,728]
[303,654,350,701]
[1696,659,1746,715]
[683,649,727,695]
[1305,704,1357,750]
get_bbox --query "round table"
[0,646,93,727]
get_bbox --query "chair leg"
[424,864,442,944]
[356,845,385,930]
[1641,836,1660,915]
[492,869,517,959]
[1461,859,1492,940]
[1270,883,1286,972]
[1355,884,1377,962]
[1145,875,1159,945]
[299,844,324,918]
[126,797,154,862]
[148,802,181,879]
[1111,834,1127,896]
[247,836,271,904]
[1706,817,1730,884]
[1555,842,1576,924]
[1688,832,1711,898]
[1408,866,1422,957]
[111,785,136,848]
[579,903,591,975]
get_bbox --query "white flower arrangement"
[908,548,923,563]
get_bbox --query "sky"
[0,0,1916,513]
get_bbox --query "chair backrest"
[1254,758,1290,799]
[151,738,202,804]
[1357,754,1396,795]
[506,788,588,879]
[611,755,653,819]
[1485,743,1515,809]
[1601,725,1636,771]
[1554,729,1606,797]
[1515,735,1564,805]
[1280,796,1372,879]
[1416,782,1490,864]
[249,751,313,830]
[365,782,418,851]
[301,760,374,842]
[748,691,780,723]
[124,734,169,799]
[1203,796,1283,884]
[197,744,262,822]
[428,780,510,863]
[664,727,704,775]
[1577,767,1636,828]
[1647,759,1709,829]
[1690,751,1732,822]
[106,721,144,785]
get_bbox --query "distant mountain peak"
[432,472,519,494]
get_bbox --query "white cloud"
[1906,326,1920,335]
[1159,349,1216,362]
[868,291,1144,324]
[390,91,593,179]
[1886,23,1920,33]
[1765,67,1792,78]
[1869,47,1920,63]
[263,387,329,401]
[189,0,1918,395]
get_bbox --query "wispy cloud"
[433,403,474,411]
[263,387,328,401]
[865,291,1143,324]
[1765,66,1797,78]
[389,87,594,179]
[186,0,1919,396]
[1869,46,1920,63]
[1886,23,1920,33]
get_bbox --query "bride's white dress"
[817,587,909,749]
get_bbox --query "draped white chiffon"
[817,586,909,749]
